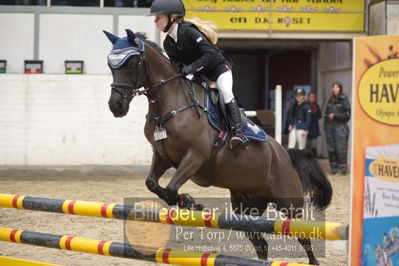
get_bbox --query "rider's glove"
[180,65,194,75]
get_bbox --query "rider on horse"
[150,0,249,150]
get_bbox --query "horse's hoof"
[178,193,202,210]
[195,203,204,211]
[309,259,319,265]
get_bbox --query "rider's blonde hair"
[182,17,218,44]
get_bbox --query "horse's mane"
[135,32,164,55]
[135,32,173,66]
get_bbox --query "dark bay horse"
[105,29,332,265]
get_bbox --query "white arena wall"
[0,7,159,174]
[0,6,158,74]
[0,13,35,74]
[0,74,153,173]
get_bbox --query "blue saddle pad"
[205,93,268,142]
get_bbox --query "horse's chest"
[145,130,183,167]
[153,140,171,160]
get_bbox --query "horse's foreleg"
[145,151,171,200]
[163,151,203,206]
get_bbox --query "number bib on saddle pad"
[204,92,268,142]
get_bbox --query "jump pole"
[0,256,60,266]
[0,194,348,241]
[0,227,309,266]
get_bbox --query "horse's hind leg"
[274,198,319,265]
[297,237,318,265]
[230,190,269,260]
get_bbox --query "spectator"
[324,81,351,175]
[3,0,46,5]
[306,92,321,156]
[114,0,125,7]
[282,89,295,135]
[134,0,152,7]
[51,0,99,6]
[287,87,311,150]
[106,0,153,7]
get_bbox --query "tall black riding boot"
[226,99,249,150]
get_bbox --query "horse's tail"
[286,148,332,210]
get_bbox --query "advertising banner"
[351,35,399,266]
[184,0,365,32]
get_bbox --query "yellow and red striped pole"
[0,256,60,266]
[0,193,348,240]
[0,227,309,266]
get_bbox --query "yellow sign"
[358,59,399,126]
[184,0,365,32]
[369,158,399,182]
[350,35,399,266]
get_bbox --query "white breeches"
[288,127,308,150]
[216,70,234,104]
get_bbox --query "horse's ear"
[125,29,137,45]
[103,30,119,44]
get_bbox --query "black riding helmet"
[150,0,185,18]
[150,0,185,33]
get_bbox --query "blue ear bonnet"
[107,36,145,69]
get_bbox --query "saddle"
[203,82,247,130]
[208,85,228,126]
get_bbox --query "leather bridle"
[110,52,182,99]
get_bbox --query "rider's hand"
[288,125,293,131]
[328,113,334,120]
[180,65,193,75]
